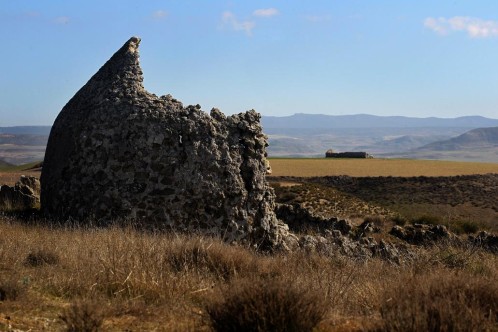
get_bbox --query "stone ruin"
[41,37,294,250]
[325,149,373,159]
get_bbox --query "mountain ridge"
[0,126,51,135]
[262,114,498,129]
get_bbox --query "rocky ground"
[270,174,498,231]
[0,173,497,330]
[268,174,498,261]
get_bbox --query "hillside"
[417,127,498,151]
[0,126,50,165]
[0,158,13,168]
[262,114,498,159]
[389,127,498,162]
[0,134,48,146]
[266,127,474,158]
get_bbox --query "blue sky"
[2,0,498,126]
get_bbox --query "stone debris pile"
[0,176,40,211]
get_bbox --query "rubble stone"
[0,176,40,210]
[390,224,456,245]
[275,203,352,235]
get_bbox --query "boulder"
[41,37,292,249]
[468,231,498,253]
[0,176,40,210]
[390,224,456,245]
[275,203,352,235]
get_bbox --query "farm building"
[325,149,373,159]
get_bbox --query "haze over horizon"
[3,1,498,126]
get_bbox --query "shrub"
[451,220,480,235]
[375,273,498,332]
[60,301,105,332]
[206,278,327,332]
[412,215,441,226]
[165,238,255,280]
[0,277,23,301]
[391,215,407,226]
[24,249,60,267]
[364,216,384,226]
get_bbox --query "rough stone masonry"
[41,37,294,250]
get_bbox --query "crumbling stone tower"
[41,37,292,249]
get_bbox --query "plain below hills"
[391,127,498,162]
[262,114,498,162]
[0,126,50,165]
[1,115,498,164]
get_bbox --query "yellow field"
[0,170,41,186]
[269,158,498,177]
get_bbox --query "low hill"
[390,127,498,162]
[417,127,498,151]
[0,126,50,165]
[262,114,498,160]
[0,134,48,146]
[0,158,13,168]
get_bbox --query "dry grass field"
[0,160,497,330]
[0,219,497,331]
[269,158,498,177]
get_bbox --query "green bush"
[412,215,441,225]
[451,220,479,235]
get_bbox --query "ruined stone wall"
[41,37,292,249]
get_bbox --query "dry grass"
[269,158,498,177]
[375,272,498,332]
[0,217,497,331]
[0,170,41,186]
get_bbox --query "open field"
[0,162,41,186]
[269,158,498,177]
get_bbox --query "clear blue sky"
[2,0,498,125]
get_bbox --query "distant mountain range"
[262,114,498,129]
[0,115,497,164]
[261,114,498,162]
[0,126,50,165]
[0,126,51,135]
